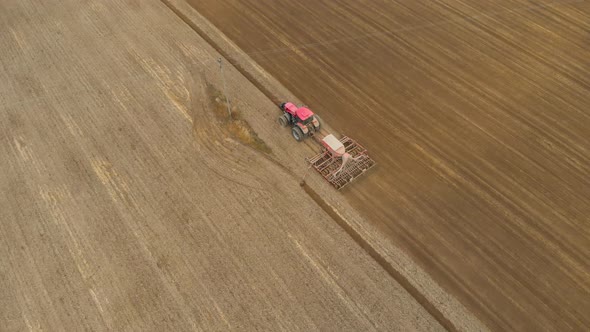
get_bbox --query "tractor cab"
[281,102,314,123]
[278,101,322,141]
[295,107,314,124]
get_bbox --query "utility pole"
[217,58,232,119]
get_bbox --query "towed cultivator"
[307,134,375,189]
[279,102,376,189]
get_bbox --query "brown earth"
[186,0,590,331]
[0,0,446,331]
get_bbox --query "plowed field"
[187,0,590,330]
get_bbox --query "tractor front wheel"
[278,114,289,127]
[291,126,304,142]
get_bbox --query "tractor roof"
[296,107,314,120]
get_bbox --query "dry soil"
[0,0,445,331]
[186,0,590,331]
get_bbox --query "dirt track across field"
[0,0,447,330]
[186,0,590,331]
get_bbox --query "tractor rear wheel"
[291,126,304,142]
[313,114,322,132]
[278,114,289,127]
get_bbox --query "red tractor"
[278,102,322,141]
